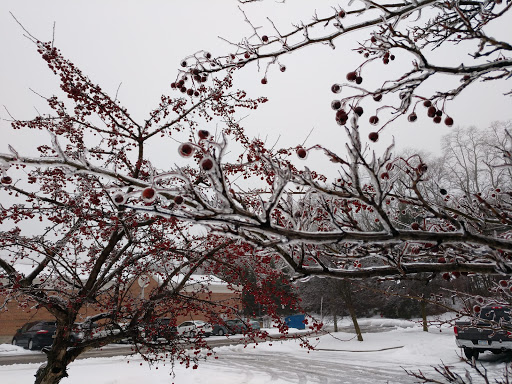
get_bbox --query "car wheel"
[28,339,35,350]
[189,331,195,338]
[464,348,479,360]
[11,338,17,346]
[217,329,225,336]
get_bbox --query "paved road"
[0,325,376,366]
[0,333,310,366]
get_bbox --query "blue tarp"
[284,314,306,330]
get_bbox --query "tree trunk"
[34,324,83,384]
[333,311,338,332]
[34,346,70,384]
[347,300,363,341]
[340,280,363,341]
[421,296,428,332]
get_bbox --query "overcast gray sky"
[1,0,511,167]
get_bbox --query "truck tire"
[217,328,225,336]
[464,348,479,360]
[28,339,35,350]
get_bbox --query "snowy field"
[1,317,511,384]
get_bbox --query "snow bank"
[0,317,509,384]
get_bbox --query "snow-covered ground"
[1,318,510,384]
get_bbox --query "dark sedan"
[12,320,57,350]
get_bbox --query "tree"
[440,122,512,196]
[299,277,365,340]
[2,0,512,382]
[0,37,306,384]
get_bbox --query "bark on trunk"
[340,280,363,341]
[421,296,428,332]
[34,323,83,384]
[34,346,70,384]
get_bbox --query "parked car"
[211,322,235,336]
[145,318,178,341]
[225,319,247,334]
[247,319,261,331]
[176,320,212,337]
[69,313,116,344]
[12,320,57,350]
[225,319,262,334]
[69,320,100,344]
[454,306,512,359]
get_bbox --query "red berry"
[408,112,417,122]
[368,132,379,142]
[200,158,214,171]
[261,78,268,85]
[473,305,481,313]
[296,147,308,159]
[427,106,437,117]
[411,222,420,230]
[423,100,432,107]
[417,163,428,173]
[444,117,454,126]
[373,94,382,102]
[452,271,461,278]
[204,52,212,59]
[355,76,363,84]
[369,116,379,125]
[174,196,184,205]
[179,143,195,157]
[500,280,509,287]
[1,176,12,185]
[113,193,126,204]
[331,100,342,110]
[338,9,346,18]
[442,272,451,281]
[331,84,341,93]
[244,52,251,59]
[380,172,389,180]
[335,109,348,125]
[346,72,357,81]
[142,187,156,201]
[438,257,446,263]
[262,35,269,42]
[353,106,364,116]
[187,89,194,96]
[170,82,177,88]
[180,86,187,93]
[433,116,442,124]
[371,36,377,43]
[280,66,286,72]
[198,130,210,140]
[180,60,187,67]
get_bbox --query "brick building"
[0,274,241,337]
